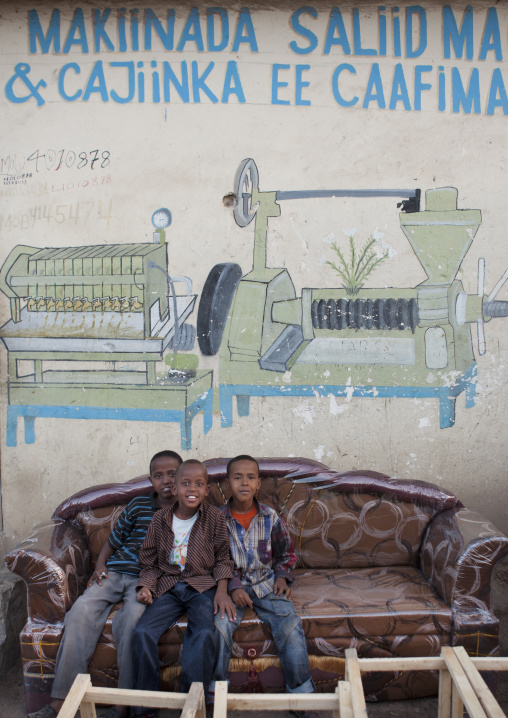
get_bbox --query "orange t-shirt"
[231,505,257,531]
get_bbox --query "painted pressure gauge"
[151,207,172,229]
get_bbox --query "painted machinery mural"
[1,158,508,449]
[198,159,508,430]
[0,216,212,450]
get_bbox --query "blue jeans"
[213,588,314,693]
[132,581,217,713]
[52,571,146,698]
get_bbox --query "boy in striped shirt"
[28,450,182,718]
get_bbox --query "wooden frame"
[351,647,508,718]
[57,648,508,718]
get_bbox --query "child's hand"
[231,588,254,609]
[214,590,237,621]
[87,564,108,588]
[273,577,293,600]
[137,587,153,605]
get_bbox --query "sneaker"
[27,706,58,718]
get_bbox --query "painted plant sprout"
[326,230,389,296]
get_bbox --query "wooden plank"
[213,681,228,718]
[345,648,368,718]
[357,657,444,672]
[59,674,93,718]
[337,681,353,718]
[84,686,187,709]
[451,681,464,718]
[181,682,205,718]
[79,701,97,718]
[442,646,487,718]
[332,682,341,718]
[357,655,508,673]
[438,669,452,718]
[472,659,508,672]
[226,694,340,710]
[454,646,505,718]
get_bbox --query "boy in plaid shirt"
[213,455,316,714]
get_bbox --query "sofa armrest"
[421,507,508,615]
[4,519,91,624]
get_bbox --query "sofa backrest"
[53,458,460,570]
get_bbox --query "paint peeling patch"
[379,239,398,259]
[329,395,348,416]
[282,371,292,384]
[426,372,435,383]
[345,386,355,402]
[313,444,325,461]
[293,400,316,424]
[440,370,462,387]
[419,417,431,428]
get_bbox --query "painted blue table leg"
[24,414,36,444]
[439,390,456,429]
[6,407,18,447]
[180,409,192,451]
[203,389,213,435]
[220,385,234,428]
[465,366,477,409]
[236,395,250,418]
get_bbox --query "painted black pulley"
[197,263,243,355]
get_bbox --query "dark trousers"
[132,581,216,711]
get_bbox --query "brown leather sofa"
[6,458,508,712]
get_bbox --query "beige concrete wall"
[1,0,507,548]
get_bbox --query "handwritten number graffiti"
[65,151,76,168]
[89,150,99,170]
[26,150,44,173]
[45,150,56,171]
[27,149,111,172]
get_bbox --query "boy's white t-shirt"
[170,513,198,569]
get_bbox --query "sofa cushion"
[151,565,451,653]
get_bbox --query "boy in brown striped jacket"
[131,459,235,718]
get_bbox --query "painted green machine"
[0,215,212,449]
[198,158,508,428]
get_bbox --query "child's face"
[227,459,260,508]
[150,456,181,506]
[172,464,209,515]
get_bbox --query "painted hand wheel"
[233,158,259,227]
[197,263,243,355]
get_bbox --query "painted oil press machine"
[198,158,508,429]
[0,222,212,449]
